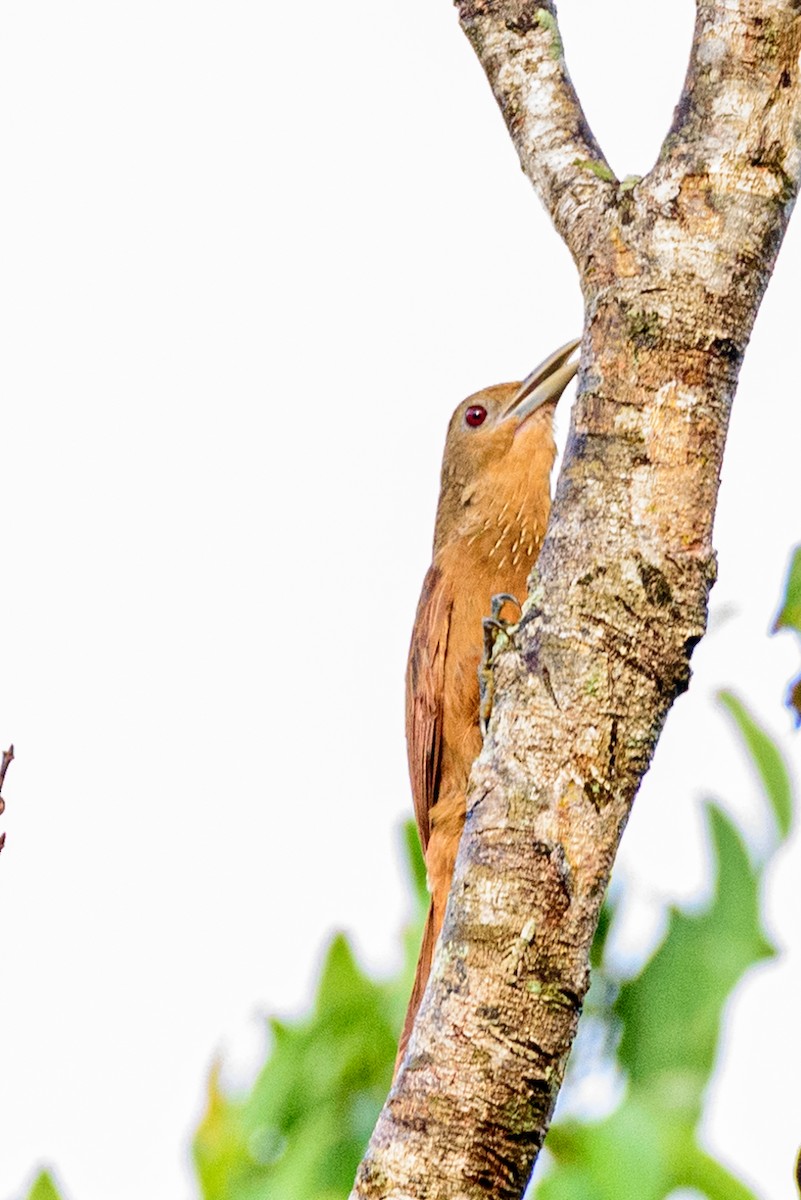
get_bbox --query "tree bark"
[353,3,801,1197]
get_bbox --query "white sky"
[1,2,799,1198]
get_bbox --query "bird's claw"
[479,594,521,737]
[489,593,520,621]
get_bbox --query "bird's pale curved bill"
[504,337,581,425]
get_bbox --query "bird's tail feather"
[394,902,436,1076]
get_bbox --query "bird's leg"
[479,594,521,737]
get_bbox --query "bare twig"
[0,744,15,851]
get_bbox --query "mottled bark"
[353,3,801,1197]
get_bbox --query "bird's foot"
[479,594,521,737]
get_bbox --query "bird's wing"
[405,564,452,852]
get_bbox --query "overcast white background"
[0,2,799,1198]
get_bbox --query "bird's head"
[433,339,580,552]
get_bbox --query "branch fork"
[352,3,801,1195]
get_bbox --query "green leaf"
[539,1086,761,1200]
[589,896,614,971]
[535,795,772,1200]
[771,546,801,724]
[681,1145,763,1200]
[402,818,429,910]
[613,803,773,1118]
[773,546,801,635]
[195,932,399,1200]
[539,1099,670,1200]
[719,691,793,841]
[25,1174,64,1200]
[194,829,428,1200]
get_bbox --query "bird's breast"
[435,532,537,795]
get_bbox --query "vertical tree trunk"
[352,3,801,1196]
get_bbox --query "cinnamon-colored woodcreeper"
[398,339,580,1068]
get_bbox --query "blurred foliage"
[196,937,394,1200]
[22,552,801,1200]
[189,698,792,1200]
[719,691,792,841]
[774,545,801,723]
[24,1176,61,1200]
[192,822,428,1200]
[537,791,783,1200]
[774,546,801,636]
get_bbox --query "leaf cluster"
[192,823,428,1200]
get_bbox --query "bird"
[397,338,580,1070]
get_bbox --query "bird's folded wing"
[405,564,452,852]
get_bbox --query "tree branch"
[667,0,801,176]
[454,0,617,268]
[352,2,801,1197]
[0,744,15,854]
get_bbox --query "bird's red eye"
[465,405,487,428]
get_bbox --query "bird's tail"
[394,901,436,1076]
